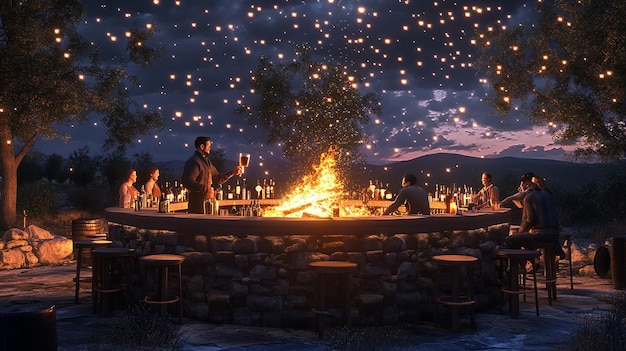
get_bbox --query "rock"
[31,236,73,264]
[0,248,26,269]
[25,225,55,240]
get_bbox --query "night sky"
[39,0,578,167]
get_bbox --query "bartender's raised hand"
[234,165,244,175]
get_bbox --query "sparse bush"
[564,293,626,351]
[104,304,182,350]
[17,180,59,218]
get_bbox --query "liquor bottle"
[255,180,263,199]
[235,178,242,200]
[379,182,386,200]
[226,184,234,200]
[369,180,376,200]
[262,178,268,199]
[139,185,147,209]
[242,178,248,200]
[216,184,224,201]
[269,178,275,199]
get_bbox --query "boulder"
[1,225,72,269]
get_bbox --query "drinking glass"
[239,153,250,175]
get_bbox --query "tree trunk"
[0,123,18,230]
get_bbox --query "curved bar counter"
[105,206,511,236]
[104,206,511,328]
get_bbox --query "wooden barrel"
[72,218,107,263]
[594,245,611,279]
[0,304,57,351]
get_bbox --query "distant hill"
[161,153,624,198]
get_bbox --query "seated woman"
[119,169,140,208]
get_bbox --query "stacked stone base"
[109,223,508,327]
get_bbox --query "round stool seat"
[309,261,357,274]
[92,247,134,257]
[91,248,134,316]
[433,254,478,265]
[75,240,112,249]
[308,260,357,338]
[140,254,185,322]
[496,249,541,318]
[73,240,113,304]
[433,254,478,331]
[496,249,541,260]
[140,254,185,266]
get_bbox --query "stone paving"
[0,261,620,351]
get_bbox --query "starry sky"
[40,0,580,166]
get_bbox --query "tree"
[67,146,97,187]
[474,0,626,162]
[43,153,68,183]
[237,45,380,174]
[0,1,163,229]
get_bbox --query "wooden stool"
[309,261,357,338]
[73,240,112,304]
[140,254,185,322]
[558,234,574,289]
[92,248,134,316]
[496,249,541,318]
[529,243,558,304]
[433,255,478,331]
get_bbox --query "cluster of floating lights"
[35,0,607,168]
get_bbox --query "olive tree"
[0,0,163,229]
[475,0,626,162]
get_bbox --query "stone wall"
[109,223,509,328]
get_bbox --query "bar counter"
[104,204,509,236]
[104,203,511,328]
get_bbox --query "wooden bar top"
[105,206,510,237]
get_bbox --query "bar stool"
[528,242,558,304]
[433,254,478,331]
[496,249,541,318]
[139,254,186,322]
[92,247,134,316]
[558,233,574,289]
[73,239,112,304]
[309,261,357,338]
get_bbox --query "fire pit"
[104,151,511,328]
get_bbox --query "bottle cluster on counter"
[219,178,276,200]
[432,183,474,206]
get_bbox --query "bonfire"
[263,148,369,218]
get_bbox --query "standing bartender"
[182,136,243,214]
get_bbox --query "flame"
[263,147,369,217]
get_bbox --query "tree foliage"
[0,0,163,228]
[237,45,380,172]
[475,0,626,162]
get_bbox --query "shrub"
[104,304,182,349]
[564,293,626,351]
[17,180,59,218]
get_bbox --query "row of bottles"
[219,178,276,200]
[229,200,264,216]
[432,183,474,207]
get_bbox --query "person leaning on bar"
[381,173,430,215]
[182,136,243,214]
[501,172,565,258]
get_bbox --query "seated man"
[382,173,430,215]
[502,172,564,258]
[472,172,499,209]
